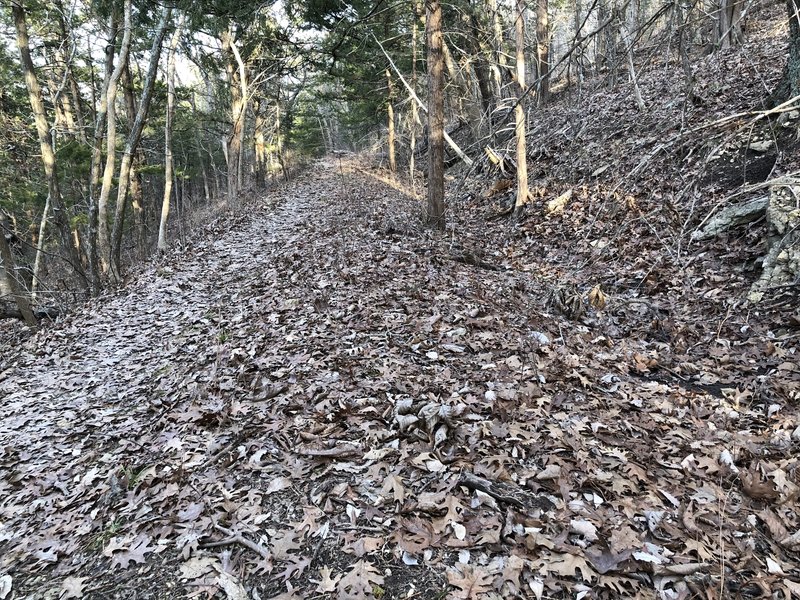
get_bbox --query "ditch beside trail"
[1,158,798,599]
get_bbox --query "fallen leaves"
[0,152,798,600]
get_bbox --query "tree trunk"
[110,8,171,281]
[0,225,37,326]
[158,17,183,252]
[121,61,147,258]
[716,0,744,49]
[97,0,132,276]
[222,26,248,203]
[386,69,397,173]
[86,15,117,293]
[31,193,50,299]
[44,50,71,139]
[11,0,87,292]
[487,0,508,99]
[426,0,446,229]
[229,34,248,195]
[467,9,496,116]
[789,0,800,97]
[53,0,86,142]
[191,92,212,201]
[275,102,289,181]
[535,0,550,103]
[411,0,420,182]
[254,99,268,184]
[769,0,800,105]
[513,0,529,216]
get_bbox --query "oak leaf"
[313,567,341,593]
[110,533,154,570]
[61,576,88,599]
[446,564,492,599]
[336,560,384,600]
[546,553,596,582]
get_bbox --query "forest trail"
[1,177,307,452]
[1,158,799,599]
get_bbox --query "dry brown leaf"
[336,560,384,600]
[313,567,342,593]
[741,469,780,501]
[446,564,493,599]
[381,473,406,504]
[546,553,597,582]
[60,577,88,600]
[588,285,606,310]
[759,508,789,541]
[343,536,383,557]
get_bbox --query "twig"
[295,443,363,459]
[457,473,525,508]
[199,524,271,560]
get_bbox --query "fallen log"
[0,301,62,321]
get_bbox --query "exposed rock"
[692,197,768,241]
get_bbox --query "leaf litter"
[0,153,796,599]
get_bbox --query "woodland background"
[0,0,796,315]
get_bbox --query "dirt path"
[2,168,309,476]
[1,159,798,600]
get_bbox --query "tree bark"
[426,0,446,229]
[0,229,37,326]
[229,33,248,196]
[386,69,397,173]
[411,0,420,182]
[716,0,744,49]
[467,8,496,116]
[222,25,248,203]
[254,100,268,186]
[121,61,147,257]
[158,17,183,252]
[191,92,212,201]
[487,0,508,99]
[110,7,172,281]
[513,0,529,215]
[789,0,800,97]
[87,15,117,293]
[97,0,132,276]
[536,0,550,103]
[11,0,87,291]
[769,0,800,105]
[53,0,86,142]
[31,193,50,299]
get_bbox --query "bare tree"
[87,14,118,292]
[222,24,249,203]
[788,0,800,96]
[386,69,397,173]
[11,0,87,291]
[536,0,550,103]
[426,0,446,229]
[513,0,530,217]
[158,17,184,252]
[96,0,132,276]
[110,8,172,280]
